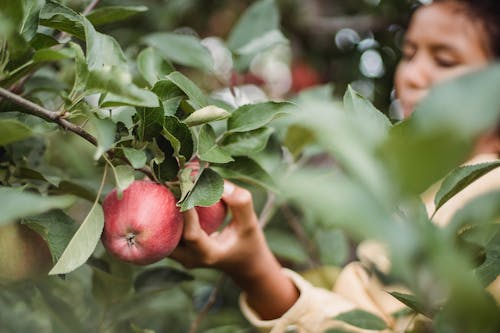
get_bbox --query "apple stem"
[126,233,136,247]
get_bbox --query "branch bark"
[0,87,156,181]
[0,87,97,145]
[188,274,226,333]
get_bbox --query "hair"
[433,0,500,58]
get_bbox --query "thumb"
[221,181,258,225]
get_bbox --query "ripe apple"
[196,201,227,235]
[102,181,183,265]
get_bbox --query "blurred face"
[394,1,491,117]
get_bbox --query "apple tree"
[1,1,499,332]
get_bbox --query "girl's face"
[394,1,492,117]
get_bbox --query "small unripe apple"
[102,181,183,265]
[0,222,52,283]
[196,201,227,234]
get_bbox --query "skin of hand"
[170,181,299,320]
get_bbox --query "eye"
[434,56,459,68]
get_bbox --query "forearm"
[226,246,299,320]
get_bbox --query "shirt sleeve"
[240,263,408,333]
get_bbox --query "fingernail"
[223,182,235,196]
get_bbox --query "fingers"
[181,209,213,255]
[221,181,259,227]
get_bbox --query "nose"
[402,54,432,90]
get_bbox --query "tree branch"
[0,87,156,181]
[188,274,226,333]
[82,0,101,15]
[0,87,97,146]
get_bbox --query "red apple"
[102,181,183,265]
[196,201,227,235]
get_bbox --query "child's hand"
[170,181,299,320]
[170,181,268,276]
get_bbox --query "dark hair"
[434,0,500,58]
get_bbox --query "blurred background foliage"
[1,0,499,333]
[66,0,414,114]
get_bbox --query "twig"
[188,274,226,333]
[281,205,321,268]
[258,191,277,227]
[0,87,97,145]
[82,0,101,15]
[0,87,156,180]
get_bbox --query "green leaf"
[447,191,500,237]
[211,156,277,192]
[151,79,184,115]
[314,229,349,266]
[197,124,234,163]
[112,165,135,198]
[178,166,195,203]
[137,47,174,87]
[39,0,85,40]
[380,65,500,195]
[33,47,74,62]
[163,115,194,163]
[235,29,288,56]
[0,187,75,226]
[152,135,179,182]
[283,124,315,159]
[343,85,391,137]
[69,42,89,95]
[49,202,104,275]
[178,168,224,211]
[143,32,213,73]
[434,161,500,213]
[83,16,127,70]
[220,127,274,156]
[134,267,194,293]
[90,115,116,160]
[22,210,78,263]
[265,229,309,264]
[227,101,290,133]
[151,79,184,101]
[227,0,279,51]
[123,147,147,169]
[0,119,34,146]
[135,107,164,142]
[86,5,148,26]
[30,32,59,50]
[183,105,231,127]
[166,71,209,109]
[333,310,387,330]
[20,0,45,41]
[465,226,500,287]
[389,291,438,318]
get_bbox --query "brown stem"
[188,274,226,333]
[258,192,277,227]
[82,0,101,15]
[281,205,321,268]
[0,87,156,181]
[0,87,97,145]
